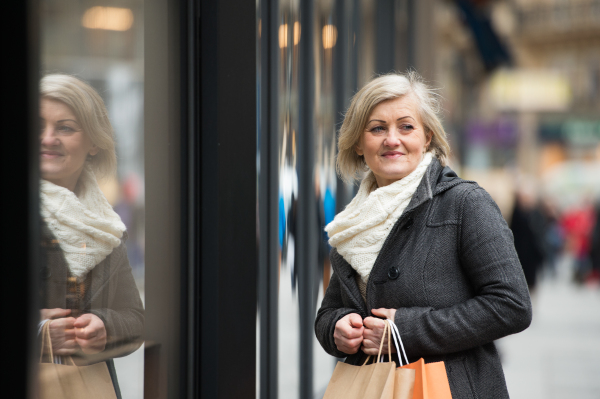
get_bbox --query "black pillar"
[200,0,258,398]
[1,0,39,396]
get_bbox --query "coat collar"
[401,157,465,216]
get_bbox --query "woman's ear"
[354,142,364,156]
[89,144,100,156]
[425,131,433,149]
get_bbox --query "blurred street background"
[499,255,600,399]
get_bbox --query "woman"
[39,74,144,397]
[315,72,531,398]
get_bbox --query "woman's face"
[40,98,98,191]
[355,96,431,187]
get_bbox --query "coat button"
[41,266,51,279]
[388,266,399,280]
[404,218,414,229]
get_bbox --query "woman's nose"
[40,126,58,146]
[383,129,401,147]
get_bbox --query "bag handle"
[39,320,76,365]
[387,318,409,366]
[40,321,54,362]
[377,320,392,363]
[361,319,393,365]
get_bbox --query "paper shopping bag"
[393,366,415,399]
[39,362,116,399]
[324,320,409,399]
[37,321,117,399]
[400,358,452,399]
[323,360,397,399]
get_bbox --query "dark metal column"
[297,0,317,398]
[258,0,280,397]
[200,0,257,397]
[257,0,279,399]
[180,0,200,397]
[1,0,39,396]
[375,0,395,74]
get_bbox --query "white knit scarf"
[40,164,126,280]
[325,152,433,283]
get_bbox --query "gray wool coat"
[315,159,532,399]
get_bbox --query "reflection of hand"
[334,313,364,354]
[40,308,71,322]
[73,313,107,354]
[48,316,79,356]
[361,308,397,355]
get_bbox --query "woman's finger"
[340,325,364,339]
[348,313,364,328]
[73,314,93,328]
[75,327,98,340]
[40,308,72,320]
[371,308,397,322]
[363,316,385,330]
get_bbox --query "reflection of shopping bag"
[323,320,415,399]
[38,321,117,399]
[389,321,453,399]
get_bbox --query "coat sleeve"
[314,267,363,358]
[91,242,145,356]
[393,186,532,359]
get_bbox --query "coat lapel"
[330,249,368,316]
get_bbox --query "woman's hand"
[334,313,364,354]
[73,313,107,354]
[41,308,78,356]
[361,308,397,355]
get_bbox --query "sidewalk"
[498,257,600,399]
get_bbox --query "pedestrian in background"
[510,188,546,293]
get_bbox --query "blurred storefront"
[434,0,600,215]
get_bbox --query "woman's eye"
[400,124,414,132]
[370,126,385,133]
[57,125,76,133]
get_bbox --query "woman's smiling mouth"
[41,150,63,159]
[381,151,403,159]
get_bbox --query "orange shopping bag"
[400,359,452,399]
[389,320,452,399]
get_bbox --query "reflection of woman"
[39,74,144,396]
[315,73,532,398]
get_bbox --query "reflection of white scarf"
[325,152,433,283]
[40,164,126,280]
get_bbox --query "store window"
[37,1,145,397]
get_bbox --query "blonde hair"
[40,74,117,178]
[336,71,450,183]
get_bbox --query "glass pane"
[38,1,145,398]
[277,0,301,397]
[312,0,339,395]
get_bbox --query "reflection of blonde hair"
[41,74,116,178]
[336,71,451,183]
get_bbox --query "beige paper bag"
[37,321,117,399]
[323,320,416,399]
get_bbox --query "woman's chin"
[40,170,66,184]
[373,169,413,185]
